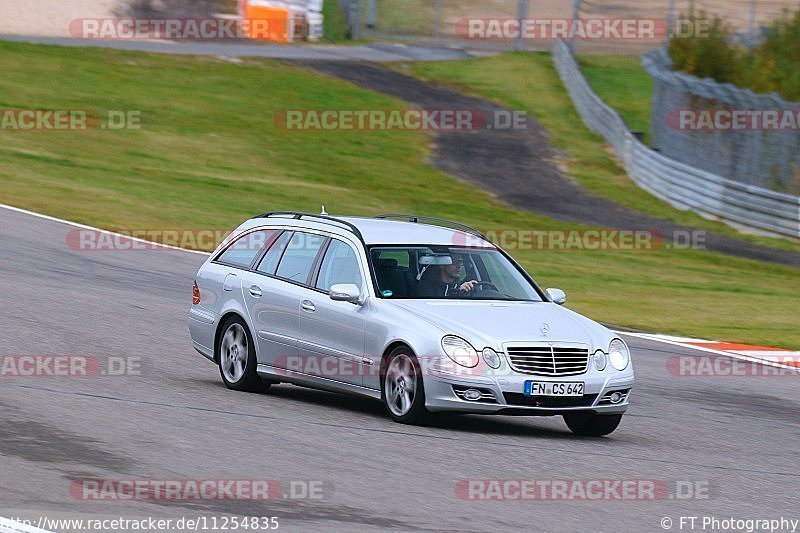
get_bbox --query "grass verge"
[0,42,797,348]
[578,55,653,144]
[322,0,350,42]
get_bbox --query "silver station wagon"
[188,212,634,436]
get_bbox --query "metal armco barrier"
[553,39,800,239]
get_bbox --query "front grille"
[503,392,598,408]
[506,345,589,376]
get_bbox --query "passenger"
[416,253,478,297]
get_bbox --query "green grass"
[404,52,800,253]
[322,0,350,42]
[0,42,798,349]
[579,55,653,144]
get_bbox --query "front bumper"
[422,365,633,416]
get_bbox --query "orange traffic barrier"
[245,4,291,42]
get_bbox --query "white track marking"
[616,331,800,371]
[0,203,211,256]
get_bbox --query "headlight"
[482,347,501,369]
[441,336,480,368]
[592,349,607,371]
[608,339,630,371]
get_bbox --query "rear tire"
[563,413,622,436]
[217,316,269,393]
[381,348,428,424]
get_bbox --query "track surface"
[1,206,798,532]
[0,35,483,62]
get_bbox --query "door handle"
[249,285,262,298]
[301,300,316,313]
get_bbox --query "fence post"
[434,0,442,37]
[366,0,377,29]
[516,0,528,51]
[747,0,757,38]
[349,0,361,39]
[569,0,580,53]
[665,0,675,45]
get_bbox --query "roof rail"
[256,211,365,243]
[374,214,489,241]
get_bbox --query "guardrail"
[552,39,800,239]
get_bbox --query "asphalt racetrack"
[1,205,798,532]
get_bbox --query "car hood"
[385,300,614,352]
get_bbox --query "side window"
[257,231,292,275]
[275,232,326,284]
[315,240,364,292]
[374,250,409,268]
[216,229,277,268]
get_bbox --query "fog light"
[609,392,623,404]
[463,389,482,401]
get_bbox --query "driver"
[417,253,479,297]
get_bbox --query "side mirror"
[329,284,363,305]
[546,288,566,305]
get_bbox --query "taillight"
[193,281,201,305]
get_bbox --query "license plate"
[524,381,584,397]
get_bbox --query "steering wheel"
[471,281,499,292]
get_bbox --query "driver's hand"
[459,280,479,292]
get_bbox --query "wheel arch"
[380,340,417,377]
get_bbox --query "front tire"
[217,316,269,393]
[563,412,622,436]
[382,348,428,424]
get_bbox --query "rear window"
[216,229,278,268]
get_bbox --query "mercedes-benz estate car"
[188,212,634,436]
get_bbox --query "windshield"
[369,246,544,301]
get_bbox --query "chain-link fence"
[341,0,521,43]
[644,49,800,194]
[338,0,799,53]
[335,1,800,201]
